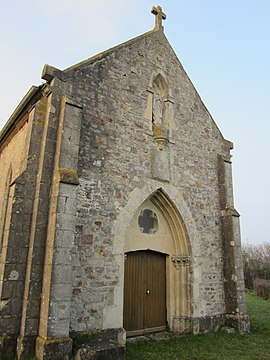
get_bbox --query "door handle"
[146,290,150,294]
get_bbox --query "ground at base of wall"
[73,339,125,360]
[126,331,179,343]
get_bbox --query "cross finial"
[151,5,167,30]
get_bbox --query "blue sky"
[0,1,269,245]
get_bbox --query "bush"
[242,243,270,289]
[254,278,270,300]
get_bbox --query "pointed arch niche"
[144,72,175,141]
[123,188,192,334]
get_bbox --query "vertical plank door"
[123,250,166,336]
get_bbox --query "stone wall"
[66,28,232,333]
[0,89,55,358]
[0,114,32,242]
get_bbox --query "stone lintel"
[36,336,72,360]
[42,64,66,83]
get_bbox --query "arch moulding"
[113,180,199,256]
[109,180,200,334]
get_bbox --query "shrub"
[254,278,270,300]
[242,242,270,289]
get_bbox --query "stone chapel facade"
[0,6,249,360]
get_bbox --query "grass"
[126,292,270,360]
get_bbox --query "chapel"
[0,6,249,360]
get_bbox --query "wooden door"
[123,250,166,336]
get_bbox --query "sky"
[0,0,269,245]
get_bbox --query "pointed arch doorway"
[123,189,192,336]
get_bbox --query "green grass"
[126,292,270,360]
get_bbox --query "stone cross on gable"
[151,5,167,30]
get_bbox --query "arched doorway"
[123,189,192,336]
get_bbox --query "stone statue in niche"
[152,88,164,126]
[151,84,171,182]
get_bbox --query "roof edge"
[64,28,160,73]
[0,84,44,144]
